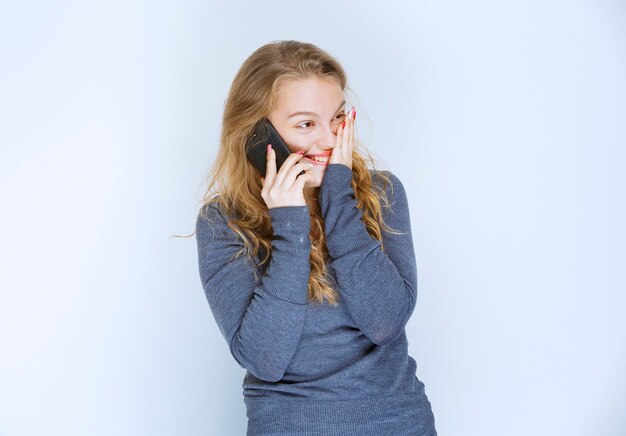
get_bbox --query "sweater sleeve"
[195,202,311,382]
[318,163,418,346]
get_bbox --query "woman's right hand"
[260,144,318,209]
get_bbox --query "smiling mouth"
[304,154,330,164]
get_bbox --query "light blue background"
[1,1,625,435]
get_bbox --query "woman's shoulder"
[367,167,405,199]
[197,195,249,234]
[196,196,232,231]
[197,196,220,217]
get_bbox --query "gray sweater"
[195,163,437,435]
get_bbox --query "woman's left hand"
[328,106,356,170]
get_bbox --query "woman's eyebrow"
[288,100,346,119]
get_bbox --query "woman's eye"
[296,114,345,129]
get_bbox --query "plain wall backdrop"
[1,1,625,435]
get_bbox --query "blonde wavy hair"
[180,40,404,306]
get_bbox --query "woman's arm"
[195,203,311,382]
[319,164,418,346]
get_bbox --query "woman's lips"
[304,156,328,166]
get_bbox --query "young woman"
[195,40,437,435]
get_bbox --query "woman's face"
[266,76,348,189]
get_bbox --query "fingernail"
[267,144,272,153]
[296,150,305,155]
[342,120,346,128]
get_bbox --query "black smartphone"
[246,118,302,178]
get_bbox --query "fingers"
[333,107,355,164]
[331,119,345,165]
[283,161,315,188]
[264,144,276,188]
[263,144,314,190]
[336,119,345,149]
[273,151,307,186]
[293,172,318,192]
[348,108,355,152]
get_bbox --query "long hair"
[184,40,403,306]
